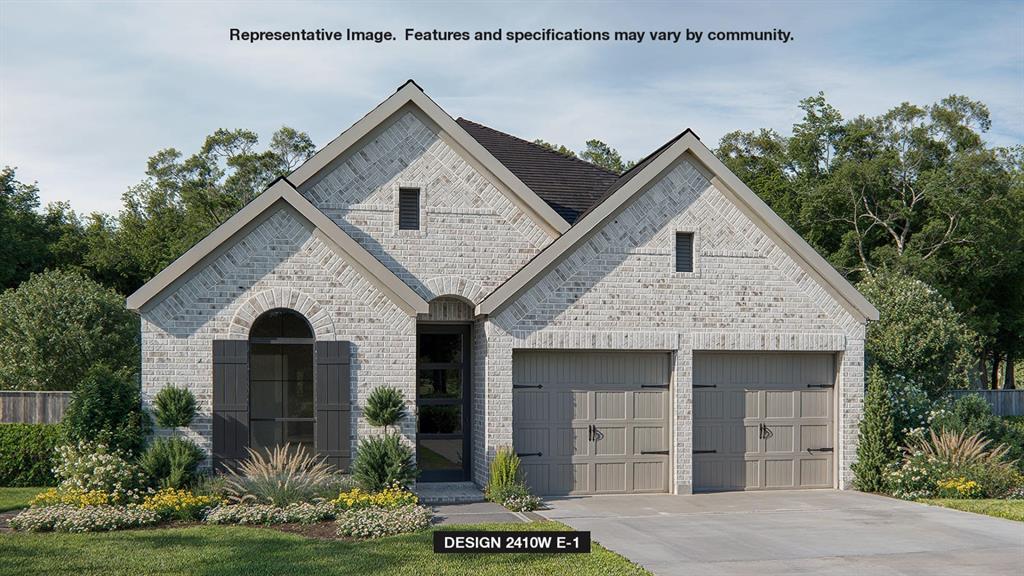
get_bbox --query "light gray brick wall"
[302,109,553,304]
[486,158,867,492]
[140,206,416,466]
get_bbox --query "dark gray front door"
[416,324,471,482]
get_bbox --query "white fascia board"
[288,81,569,236]
[126,179,429,316]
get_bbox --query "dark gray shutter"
[398,188,420,230]
[675,232,694,272]
[212,340,249,472]
[316,341,352,471]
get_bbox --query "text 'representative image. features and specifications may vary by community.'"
[228,27,794,44]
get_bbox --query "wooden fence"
[948,389,1024,417]
[0,391,73,424]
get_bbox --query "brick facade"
[138,106,867,492]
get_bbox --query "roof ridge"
[456,117,622,177]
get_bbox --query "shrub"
[53,442,147,503]
[858,270,976,396]
[222,444,336,505]
[363,386,406,430]
[0,269,140,392]
[152,387,197,428]
[0,423,61,486]
[139,488,218,521]
[204,501,336,525]
[351,434,417,492]
[31,487,112,507]
[853,368,898,492]
[139,437,205,489]
[932,395,1024,469]
[491,483,542,512]
[62,364,150,455]
[335,504,432,538]
[885,429,1022,499]
[887,375,935,442]
[9,504,159,532]
[332,484,418,510]
[936,477,983,499]
[483,446,541,511]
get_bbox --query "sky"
[1,0,1022,215]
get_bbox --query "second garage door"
[512,351,671,496]
[693,353,836,492]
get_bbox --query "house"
[126,80,878,495]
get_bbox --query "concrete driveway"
[539,490,1023,576]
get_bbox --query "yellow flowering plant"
[936,477,983,499]
[140,488,219,520]
[332,483,418,510]
[30,488,112,508]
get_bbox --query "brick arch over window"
[423,276,487,305]
[229,289,336,339]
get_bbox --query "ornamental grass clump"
[222,444,336,505]
[484,446,542,512]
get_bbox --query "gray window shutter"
[316,341,352,471]
[675,232,694,272]
[212,340,249,472]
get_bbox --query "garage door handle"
[807,448,833,453]
[640,450,669,455]
[517,452,542,457]
[693,450,717,454]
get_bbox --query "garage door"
[693,353,835,492]
[512,351,671,496]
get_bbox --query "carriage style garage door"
[692,353,835,492]
[512,351,671,496]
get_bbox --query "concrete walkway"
[431,502,526,526]
[539,490,1024,576]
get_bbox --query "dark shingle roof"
[456,118,621,224]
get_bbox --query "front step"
[415,482,486,504]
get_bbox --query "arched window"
[249,309,315,454]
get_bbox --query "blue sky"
[2,0,1021,215]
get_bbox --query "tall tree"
[580,139,635,174]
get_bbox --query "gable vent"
[398,188,420,230]
[675,232,694,272]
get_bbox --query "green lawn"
[921,499,1024,522]
[0,487,45,513]
[0,521,650,576]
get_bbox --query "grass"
[920,499,1024,522]
[0,521,650,576]
[0,487,45,513]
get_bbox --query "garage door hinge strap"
[693,450,717,454]
[513,384,543,389]
[517,452,542,457]
[806,384,834,388]
[693,384,717,388]
[641,384,669,389]
[640,450,669,455]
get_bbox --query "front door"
[416,324,471,481]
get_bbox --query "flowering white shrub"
[9,505,159,533]
[501,492,542,512]
[54,442,147,504]
[204,500,336,525]
[335,504,431,538]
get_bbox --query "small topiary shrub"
[363,386,406,430]
[351,434,417,492]
[152,387,197,428]
[853,368,898,492]
[62,364,150,455]
[0,423,61,486]
[139,437,205,489]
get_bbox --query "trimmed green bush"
[0,423,61,486]
[351,434,417,492]
[139,437,205,489]
[62,364,150,455]
[853,368,898,492]
[363,386,406,430]
[152,386,196,428]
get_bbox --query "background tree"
[0,169,59,290]
[580,139,635,173]
[0,269,139,391]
